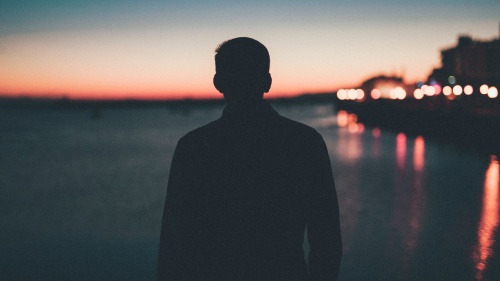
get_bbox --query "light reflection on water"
[408,135,425,255]
[1,104,499,280]
[326,109,498,280]
[474,156,499,280]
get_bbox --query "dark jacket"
[158,100,342,281]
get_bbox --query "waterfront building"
[428,35,500,87]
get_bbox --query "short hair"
[215,37,270,76]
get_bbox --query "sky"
[0,0,499,100]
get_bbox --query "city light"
[348,89,358,100]
[448,76,456,84]
[425,85,436,96]
[395,87,406,100]
[464,85,474,96]
[356,89,365,100]
[339,82,496,102]
[339,88,370,101]
[388,89,394,99]
[433,84,442,95]
[453,85,463,95]
[480,84,489,95]
[371,89,381,100]
[488,87,498,98]
[464,85,473,95]
[414,89,424,100]
[421,85,432,96]
[443,86,452,96]
[337,89,347,100]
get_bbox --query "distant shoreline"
[0,93,336,110]
[3,94,498,156]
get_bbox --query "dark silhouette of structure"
[158,37,342,281]
[428,35,500,87]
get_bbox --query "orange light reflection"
[337,110,349,127]
[474,156,500,281]
[371,128,381,158]
[396,133,407,170]
[413,136,425,172]
[407,136,425,253]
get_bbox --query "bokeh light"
[448,76,456,84]
[395,87,406,100]
[371,89,381,100]
[348,89,358,100]
[453,85,463,95]
[389,89,397,99]
[480,84,489,94]
[488,87,498,98]
[337,89,347,100]
[348,123,359,133]
[433,84,442,95]
[425,85,436,96]
[443,86,452,96]
[464,85,473,95]
[348,113,358,123]
[337,110,348,127]
[414,89,424,100]
[356,89,365,100]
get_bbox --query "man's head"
[214,37,272,101]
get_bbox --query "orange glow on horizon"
[474,156,500,280]
[0,85,320,100]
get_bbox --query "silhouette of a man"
[158,37,342,281]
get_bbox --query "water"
[1,103,498,280]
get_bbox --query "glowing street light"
[356,89,365,100]
[348,89,357,100]
[371,89,381,100]
[443,86,452,96]
[337,89,347,100]
[395,87,406,100]
[453,85,463,95]
[488,87,498,98]
[414,89,424,100]
[480,84,489,95]
[433,84,442,95]
[464,85,473,95]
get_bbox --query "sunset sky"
[1,0,499,99]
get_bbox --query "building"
[428,35,500,87]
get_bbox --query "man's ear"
[213,74,225,94]
[263,73,272,93]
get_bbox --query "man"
[158,37,342,281]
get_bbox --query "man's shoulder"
[277,115,319,134]
[178,112,323,145]
[177,118,224,144]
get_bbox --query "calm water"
[1,103,498,280]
